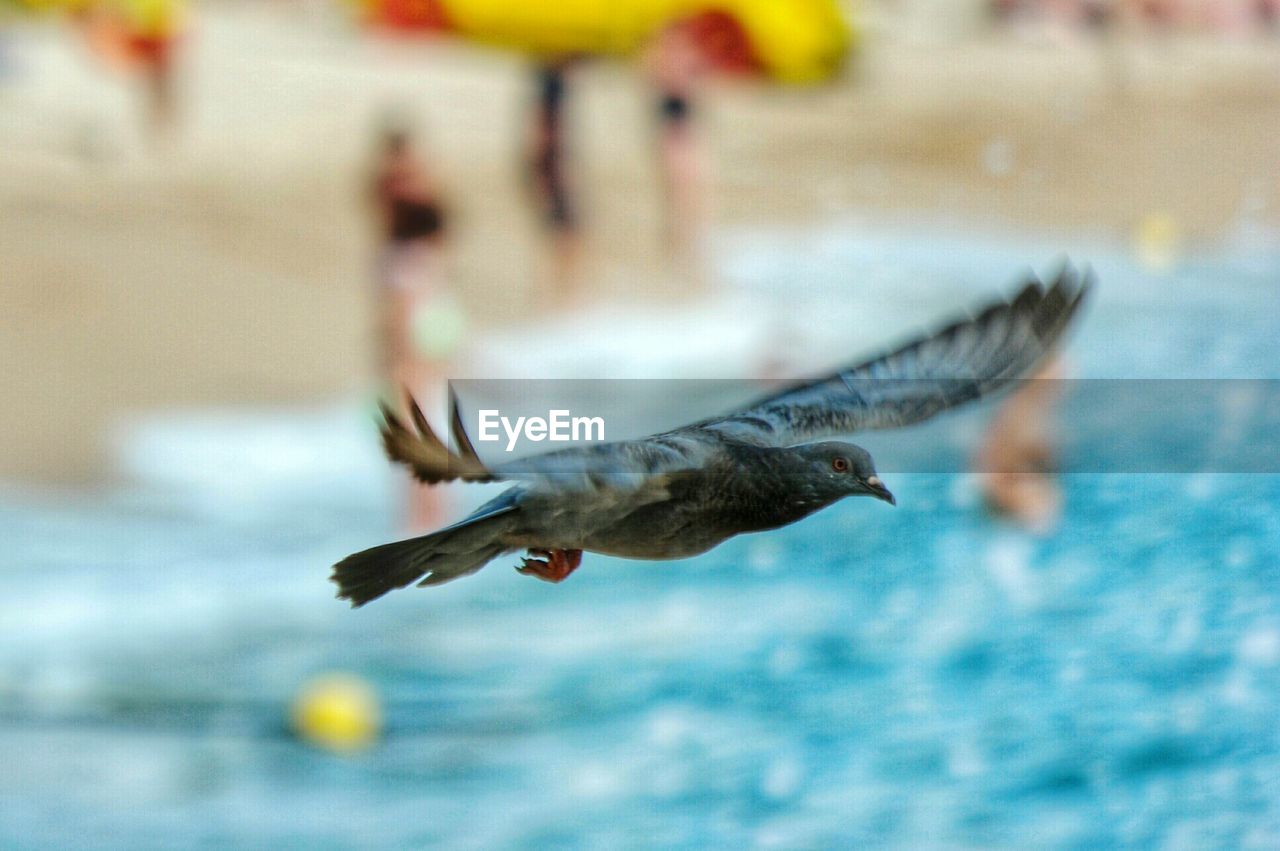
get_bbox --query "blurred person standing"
[975,359,1066,534]
[78,0,186,139]
[370,122,454,530]
[525,59,584,303]
[351,1,852,306]
[643,17,723,272]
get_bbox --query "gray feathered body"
[498,438,839,560]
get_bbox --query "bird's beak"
[866,476,896,506]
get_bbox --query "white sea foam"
[110,400,391,514]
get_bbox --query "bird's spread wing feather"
[694,264,1092,447]
[379,393,495,484]
[382,264,1089,480]
[380,389,710,492]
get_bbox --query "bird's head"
[791,442,895,506]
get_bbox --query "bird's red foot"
[517,548,583,583]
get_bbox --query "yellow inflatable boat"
[355,0,856,84]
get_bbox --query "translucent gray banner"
[427,379,1280,474]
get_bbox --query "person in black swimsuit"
[645,22,706,268]
[388,192,445,245]
[658,90,691,124]
[378,129,446,248]
[531,64,575,231]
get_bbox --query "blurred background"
[2,0,1279,847]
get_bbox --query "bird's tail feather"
[332,505,515,607]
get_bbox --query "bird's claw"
[516,548,583,583]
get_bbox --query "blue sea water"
[2,226,1278,849]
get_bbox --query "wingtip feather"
[375,391,495,484]
[448,386,484,466]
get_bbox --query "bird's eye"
[832,457,849,473]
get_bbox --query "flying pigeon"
[333,265,1091,606]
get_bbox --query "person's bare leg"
[547,231,584,304]
[976,360,1065,534]
[381,254,444,532]
[655,97,705,270]
[140,43,178,146]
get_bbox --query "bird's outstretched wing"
[379,394,495,484]
[693,263,1092,448]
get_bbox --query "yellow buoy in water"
[291,673,382,753]
[1134,211,1182,272]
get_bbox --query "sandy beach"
[2,4,1277,481]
